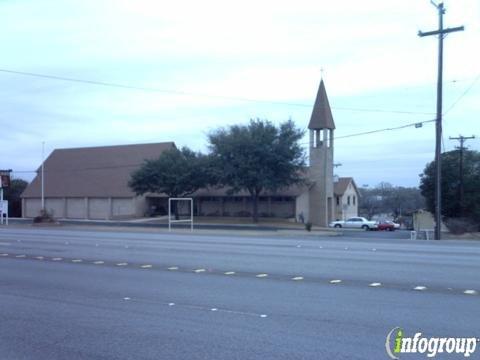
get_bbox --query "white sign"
[0,200,8,225]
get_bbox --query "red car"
[376,221,396,231]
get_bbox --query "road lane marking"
[16,255,26,258]
[141,264,152,269]
[224,271,235,275]
[464,290,477,295]
[329,279,342,284]
[372,248,377,251]
[123,297,131,301]
[0,253,8,256]
[35,256,44,260]
[260,314,268,318]
[93,261,104,265]
[369,282,382,287]
[52,257,63,261]
[194,269,206,273]
[292,276,304,281]
[256,273,268,278]
[211,308,218,311]
[116,262,128,266]
[168,303,175,306]
[168,266,179,270]
[413,286,427,291]
[72,259,83,263]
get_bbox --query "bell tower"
[308,79,335,226]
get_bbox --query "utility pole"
[418,1,464,240]
[449,135,475,216]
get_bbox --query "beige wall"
[45,198,65,218]
[88,198,110,220]
[295,191,309,222]
[66,198,86,219]
[112,198,135,218]
[24,198,42,218]
[335,183,359,220]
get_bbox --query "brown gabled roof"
[334,177,359,196]
[308,79,335,130]
[21,142,175,198]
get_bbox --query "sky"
[0,0,479,187]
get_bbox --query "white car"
[329,217,378,231]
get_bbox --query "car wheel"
[362,225,369,231]
[334,224,342,228]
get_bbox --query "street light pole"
[41,141,45,211]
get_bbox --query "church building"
[21,80,359,226]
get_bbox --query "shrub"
[305,222,312,232]
[445,217,479,235]
[33,209,55,224]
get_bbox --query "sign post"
[0,169,12,226]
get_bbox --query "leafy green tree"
[3,178,28,217]
[208,119,305,222]
[129,147,213,218]
[420,149,480,223]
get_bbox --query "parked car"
[329,217,378,231]
[376,221,396,231]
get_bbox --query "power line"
[443,73,480,116]
[0,68,434,116]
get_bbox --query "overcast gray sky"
[1,0,479,187]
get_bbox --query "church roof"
[308,79,335,130]
[21,142,175,198]
[334,177,360,196]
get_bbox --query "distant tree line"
[358,182,425,221]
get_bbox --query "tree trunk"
[172,201,179,220]
[252,193,259,223]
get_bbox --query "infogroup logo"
[385,327,479,359]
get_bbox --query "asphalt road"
[0,227,479,359]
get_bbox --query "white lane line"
[168,266,179,270]
[35,256,44,260]
[93,261,104,265]
[372,248,377,251]
[292,276,304,281]
[168,303,175,306]
[52,257,63,261]
[194,268,206,273]
[260,314,268,318]
[123,297,131,301]
[296,245,302,248]
[224,271,235,275]
[369,282,382,287]
[16,255,26,258]
[464,290,477,295]
[211,308,218,312]
[116,262,128,266]
[413,286,427,291]
[256,273,268,278]
[0,253,8,256]
[72,259,83,263]
[330,279,342,284]
[141,264,152,269]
